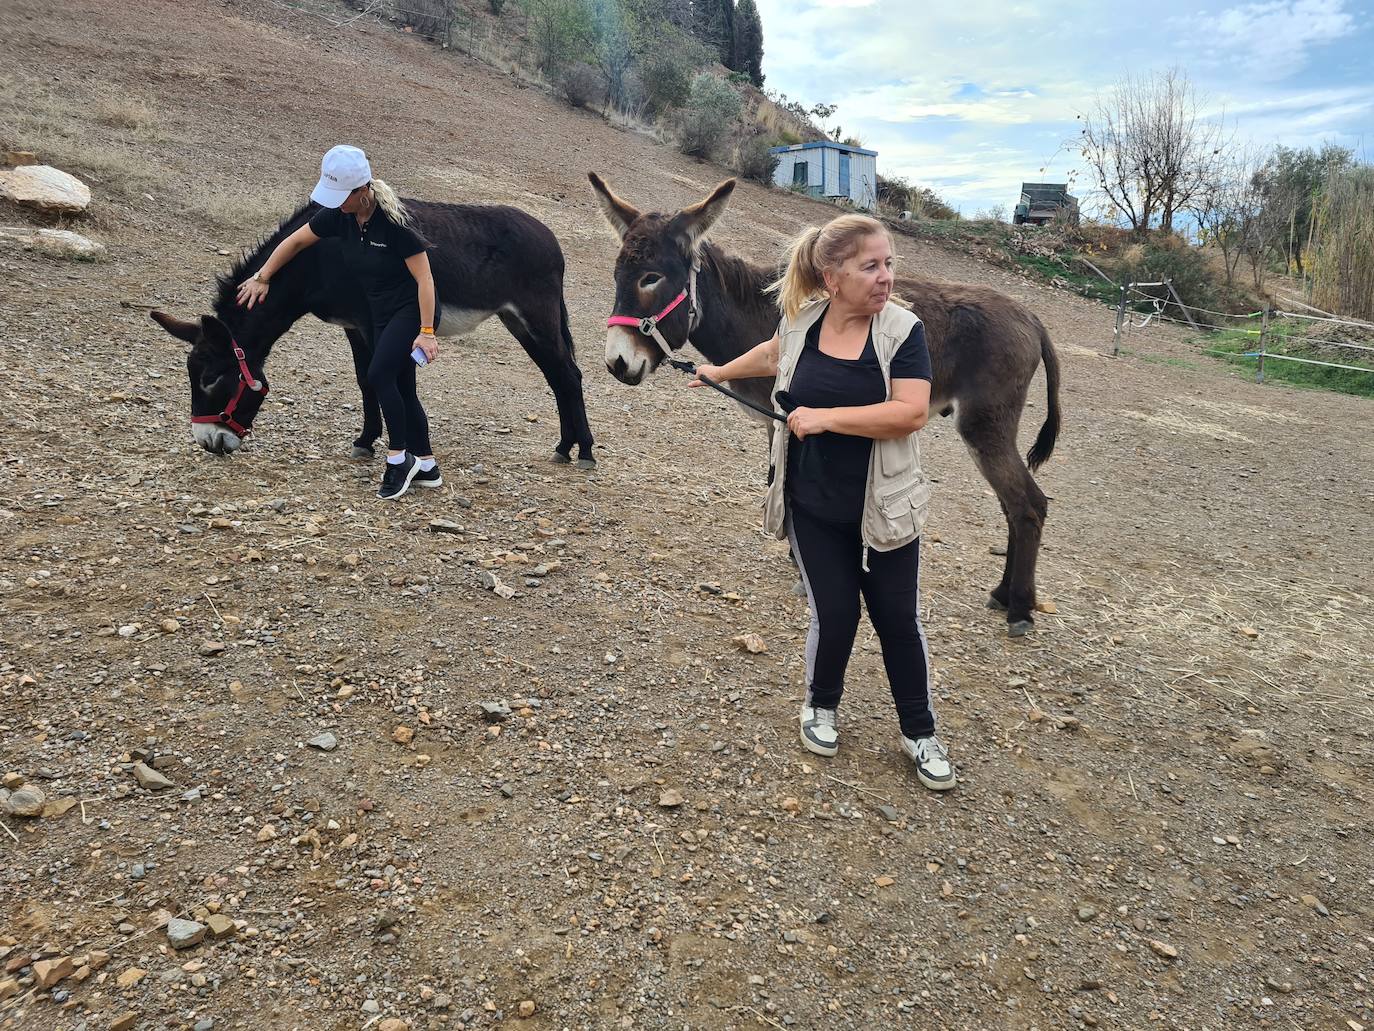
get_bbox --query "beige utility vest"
[762,299,932,554]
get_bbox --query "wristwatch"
[252,272,268,285]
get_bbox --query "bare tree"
[1188,146,1267,288]
[1079,68,1226,235]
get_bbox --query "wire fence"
[1111,277,1374,385]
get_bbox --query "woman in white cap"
[238,145,441,500]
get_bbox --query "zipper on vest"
[861,542,871,573]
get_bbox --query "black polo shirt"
[784,308,932,524]
[309,205,429,324]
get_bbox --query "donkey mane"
[699,242,779,325]
[210,201,316,323]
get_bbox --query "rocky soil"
[2,1,1372,1029]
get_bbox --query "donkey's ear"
[588,172,642,239]
[151,310,202,345]
[669,179,736,251]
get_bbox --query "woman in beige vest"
[691,214,954,791]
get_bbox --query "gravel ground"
[2,2,1372,1029]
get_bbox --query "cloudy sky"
[754,0,1373,217]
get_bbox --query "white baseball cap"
[311,145,372,207]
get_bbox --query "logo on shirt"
[368,241,387,249]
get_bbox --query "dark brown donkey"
[152,199,595,467]
[589,173,1062,636]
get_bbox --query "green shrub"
[562,62,602,108]
[641,51,691,116]
[1118,238,1224,312]
[733,137,778,184]
[679,73,741,159]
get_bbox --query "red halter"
[604,262,702,360]
[606,289,689,339]
[190,343,267,437]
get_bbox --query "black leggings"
[368,305,432,456]
[787,501,935,739]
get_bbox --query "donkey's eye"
[639,273,663,290]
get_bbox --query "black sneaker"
[378,454,420,500]
[412,463,443,489]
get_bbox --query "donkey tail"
[1026,320,1061,471]
[559,295,576,359]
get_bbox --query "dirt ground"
[2,2,1373,1029]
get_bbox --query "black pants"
[368,305,432,456]
[787,500,936,739]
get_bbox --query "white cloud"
[1183,0,1356,79]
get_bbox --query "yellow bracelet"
[420,327,435,335]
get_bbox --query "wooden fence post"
[1113,283,1128,356]
[1165,279,1202,332]
[1257,306,1271,383]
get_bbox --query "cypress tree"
[735,0,763,86]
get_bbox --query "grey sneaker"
[899,733,956,791]
[799,704,839,757]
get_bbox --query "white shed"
[769,141,878,209]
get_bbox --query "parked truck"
[1013,183,1079,226]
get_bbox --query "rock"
[876,804,899,822]
[88,951,110,970]
[256,824,277,842]
[379,1020,410,1031]
[1034,599,1058,614]
[875,876,896,888]
[42,797,77,819]
[657,788,684,808]
[0,164,91,212]
[132,763,173,790]
[1077,905,1099,922]
[1147,939,1178,960]
[0,773,21,789]
[199,641,226,656]
[116,967,147,988]
[166,918,207,949]
[306,732,338,752]
[33,955,74,988]
[392,725,415,745]
[780,797,801,813]
[1300,893,1330,917]
[3,784,46,817]
[111,1013,140,1031]
[478,569,518,599]
[428,518,463,534]
[518,1001,537,1018]
[5,227,111,261]
[206,914,236,940]
[3,150,39,166]
[731,633,768,654]
[1239,626,1259,639]
[478,700,511,722]
[0,978,18,1000]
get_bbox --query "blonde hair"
[768,213,891,321]
[370,178,412,227]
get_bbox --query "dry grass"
[95,98,159,133]
[185,183,305,228]
[1310,166,1374,321]
[0,73,161,195]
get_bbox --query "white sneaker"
[799,704,839,757]
[899,733,956,791]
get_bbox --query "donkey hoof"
[550,452,572,465]
[576,457,597,470]
[1007,619,1034,638]
[987,595,1008,612]
[351,445,376,460]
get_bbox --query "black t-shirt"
[784,308,932,524]
[308,206,429,323]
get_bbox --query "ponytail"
[767,226,826,321]
[370,178,412,227]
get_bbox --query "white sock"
[386,451,407,465]
[418,458,437,471]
